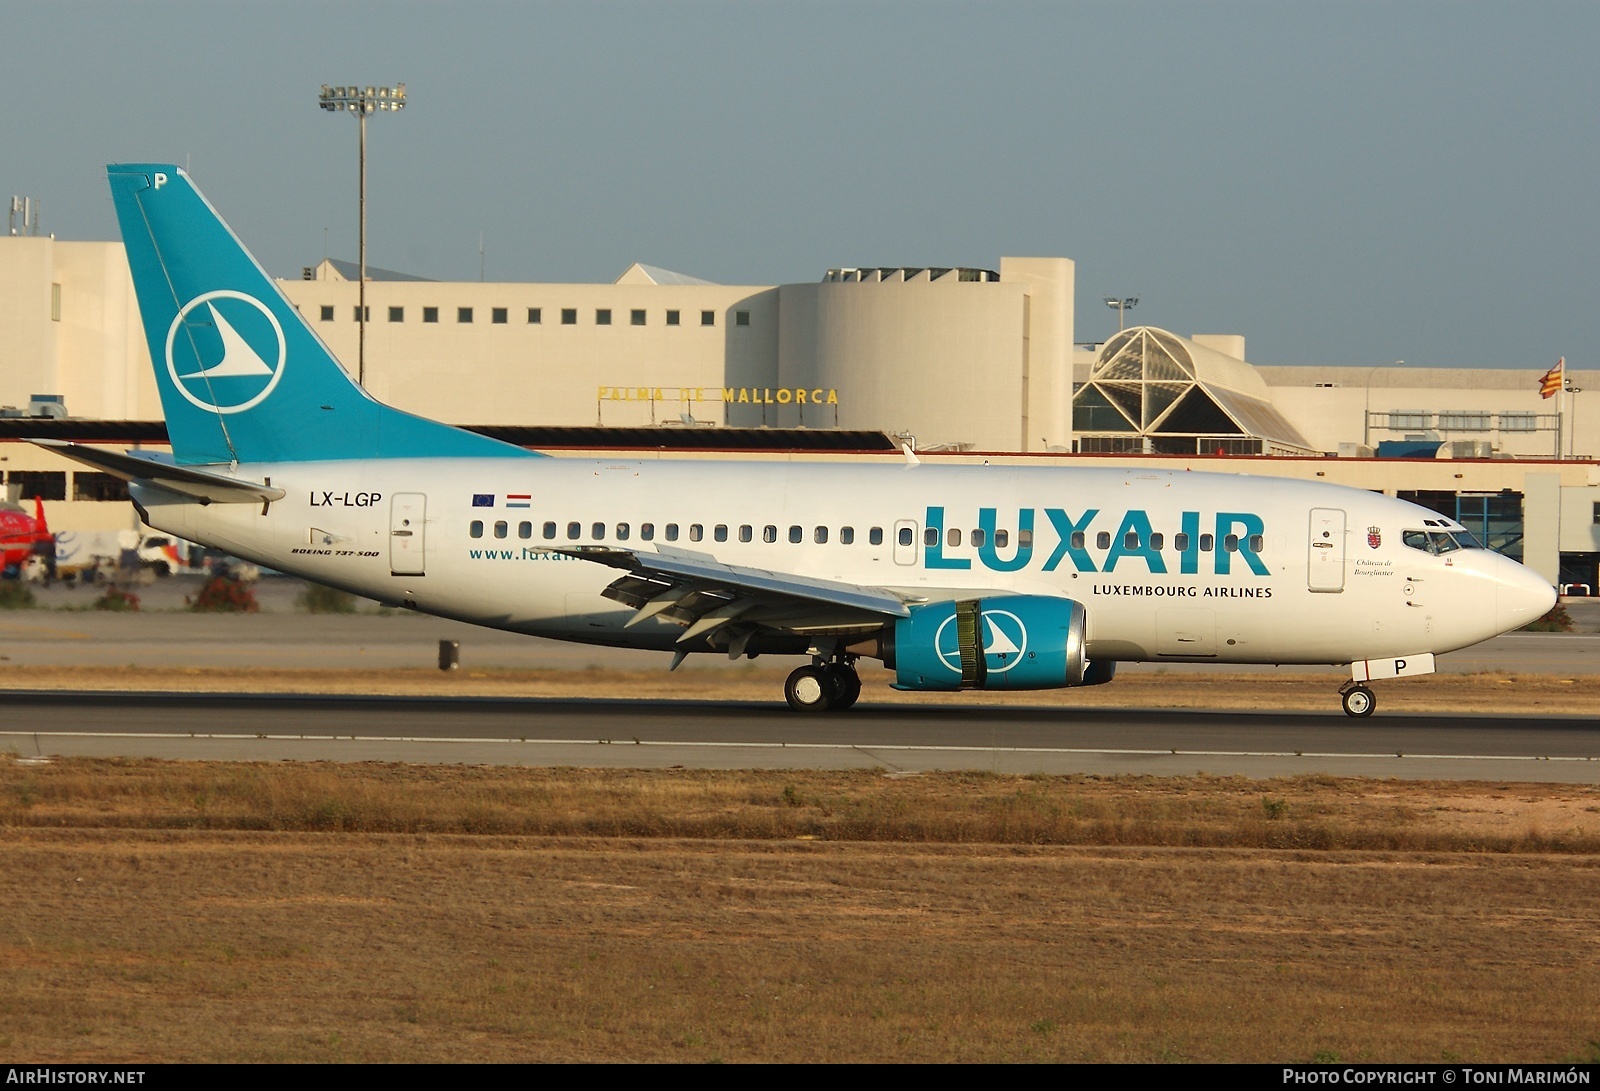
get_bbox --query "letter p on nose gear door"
[390,492,426,576]
[1307,507,1346,592]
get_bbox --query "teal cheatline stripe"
[107,164,541,465]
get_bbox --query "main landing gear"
[1339,682,1376,718]
[785,658,862,713]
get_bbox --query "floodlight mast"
[1104,296,1138,332]
[318,83,406,387]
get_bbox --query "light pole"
[1362,360,1403,449]
[319,83,406,387]
[1104,296,1138,332]
[1567,385,1583,458]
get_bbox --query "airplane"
[35,164,1556,717]
[0,495,50,575]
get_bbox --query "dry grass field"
[3,761,1600,1063]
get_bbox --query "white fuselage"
[132,458,1552,666]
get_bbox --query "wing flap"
[550,543,910,649]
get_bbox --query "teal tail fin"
[107,164,533,465]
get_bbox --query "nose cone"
[1495,560,1557,634]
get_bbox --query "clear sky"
[3,1,1594,369]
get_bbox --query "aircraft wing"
[29,440,285,505]
[552,543,914,654]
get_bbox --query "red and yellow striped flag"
[1539,358,1565,399]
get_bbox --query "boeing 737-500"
[34,165,1557,716]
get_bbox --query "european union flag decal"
[472,494,494,507]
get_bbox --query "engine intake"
[887,595,1088,691]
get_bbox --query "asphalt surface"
[2,577,1597,675]
[4,690,1597,783]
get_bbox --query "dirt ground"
[4,663,1600,715]
[2,762,1600,1063]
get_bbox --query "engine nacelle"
[887,595,1088,691]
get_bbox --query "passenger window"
[665,524,679,542]
[517,521,532,540]
[689,524,703,542]
[764,525,777,543]
[995,529,1008,548]
[566,522,581,540]
[1124,531,1139,549]
[470,520,484,538]
[924,527,938,547]
[494,521,508,539]
[592,522,606,540]
[1070,531,1084,550]
[1248,534,1263,553]
[1096,532,1111,550]
[1150,532,1164,551]
[739,525,753,543]
[1018,529,1032,548]
[1200,534,1214,552]
[1224,534,1239,552]
[640,523,655,541]
[948,528,961,547]
[840,527,854,545]
[971,528,986,548]
[789,525,803,544]
[542,521,556,540]
[814,526,828,544]
[899,527,914,547]
[616,523,630,541]
[1174,533,1189,552]
[714,525,728,542]
[870,527,884,546]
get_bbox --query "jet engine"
[884,596,1089,691]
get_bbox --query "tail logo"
[164,290,287,415]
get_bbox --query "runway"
[4,691,1598,783]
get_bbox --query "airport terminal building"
[3,232,1598,589]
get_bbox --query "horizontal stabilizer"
[29,440,285,504]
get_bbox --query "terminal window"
[666,310,680,326]
[423,307,439,323]
[561,308,577,325]
[492,307,508,324]
[71,473,129,502]
[388,306,404,322]
[735,310,750,327]
[319,305,334,322]
[8,471,65,501]
[528,307,542,324]
[596,309,612,325]
[701,310,715,326]
[631,309,646,326]
[458,307,474,323]
[352,306,369,322]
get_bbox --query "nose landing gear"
[784,657,862,713]
[1339,682,1376,718]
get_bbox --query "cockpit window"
[1403,529,1478,555]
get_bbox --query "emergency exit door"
[1307,507,1345,592]
[390,493,427,576]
